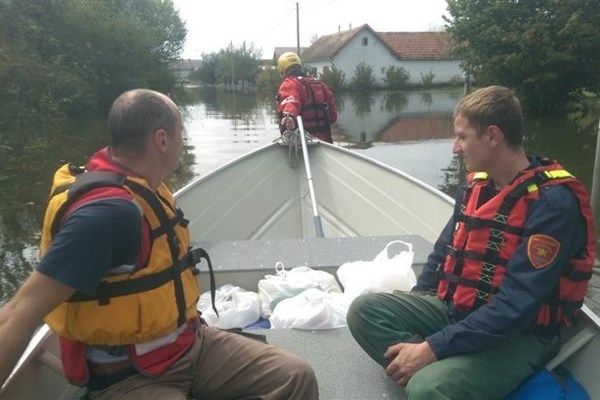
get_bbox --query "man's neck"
[110,151,161,191]
[488,148,530,190]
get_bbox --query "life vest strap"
[562,267,593,281]
[438,270,500,294]
[446,245,509,266]
[457,214,523,235]
[50,170,127,237]
[67,257,195,304]
[188,247,219,317]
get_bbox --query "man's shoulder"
[538,182,580,210]
[68,197,141,224]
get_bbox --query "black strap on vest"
[188,247,219,316]
[50,169,127,238]
[52,170,219,322]
[123,179,191,327]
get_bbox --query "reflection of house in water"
[335,90,461,145]
[378,115,454,142]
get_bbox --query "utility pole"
[296,2,300,55]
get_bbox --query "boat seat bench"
[194,234,434,293]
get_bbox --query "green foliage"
[384,66,411,90]
[255,68,281,94]
[350,91,374,117]
[420,69,435,88]
[194,42,262,86]
[449,74,464,87]
[319,67,345,92]
[191,53,219,85]
[0,0,186,127]
[351,62,375,92]
[384,91,408,112]
[445,0,600,114]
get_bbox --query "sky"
[173,0,450,59]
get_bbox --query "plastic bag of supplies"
[336,240,416,299]
[269,288,351,329]
[258,262,342,319]
[197,284,260,329]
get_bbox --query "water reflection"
[335,90,461,148]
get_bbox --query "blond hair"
[454,85,524,148]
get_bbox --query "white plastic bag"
[269,288,351,330]
[197,284,260,329]
[258,262,342,319]
[336,240,416,299]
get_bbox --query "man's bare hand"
[280,114,296,131]
[384,341,437,387]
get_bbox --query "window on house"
[323,66,330,73]
[381,67,385,74]
[362,37,368,46]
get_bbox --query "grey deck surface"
[259,327,406,400]
[194,235,433,292]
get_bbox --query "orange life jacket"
[437,161,595,329]
[40,149,205,385]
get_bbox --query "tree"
[351,62,375,92]
[445,0,600,114]
[384,66,410,90]
[319,67,345,92]
[194,42,262,86]
[0,0,186,122]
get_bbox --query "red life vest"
[278,75,335,142]
[437,161,595,329]
[297,77,333,141]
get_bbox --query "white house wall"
[305,30,463,88]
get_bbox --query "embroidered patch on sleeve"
[527,234,560,269]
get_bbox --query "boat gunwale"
[174,140,456,207]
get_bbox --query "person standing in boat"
[276,51,338,143]
[0,89,319,399]
[347,85,595,399]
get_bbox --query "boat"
[1,140,599,400]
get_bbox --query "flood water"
[0,87,598,305]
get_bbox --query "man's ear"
[486,125,503,147]
[153,129,168,152]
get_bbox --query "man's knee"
[281,353,319,399]
[347,293,380,329]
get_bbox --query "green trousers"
[347,293,559,400]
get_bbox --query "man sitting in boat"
[347,85,595,399]
[0,89,318,399]
[276,51,338,143]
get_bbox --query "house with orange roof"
[301,24,463,88]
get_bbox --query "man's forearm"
[0,300,39,387]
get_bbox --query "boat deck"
[262,327,406,400]
[194,234,434,292]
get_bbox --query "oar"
[296,116,325,238]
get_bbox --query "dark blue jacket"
[414,159,587,359]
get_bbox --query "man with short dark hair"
[0,89,319,399]
[347,85,595,399]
